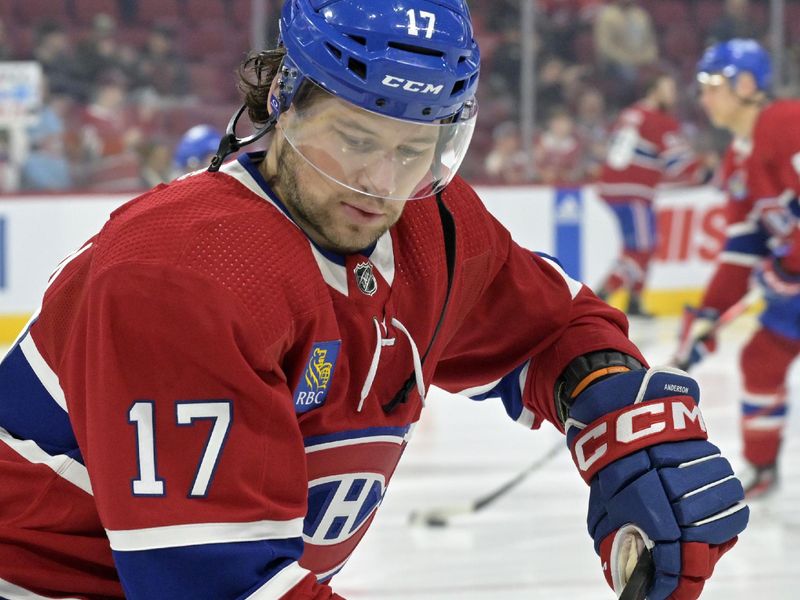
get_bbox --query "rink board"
[0,184,725,344]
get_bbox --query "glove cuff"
[555,350,644,424]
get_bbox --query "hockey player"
[677,39,800,498]
[0,2,746,599]
[596,72,711,316]
[173,123,223,176]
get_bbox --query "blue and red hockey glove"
[565,367,748,599]
[673,307,719,371]
[755,257,800,299]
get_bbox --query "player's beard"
[271,141,404,254]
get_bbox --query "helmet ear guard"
[209,55,299,172]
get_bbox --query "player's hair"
[639,69,674,98]
[237,48,327,128]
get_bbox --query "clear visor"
[276,82,477,201]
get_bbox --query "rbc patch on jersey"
[294,341,341,413]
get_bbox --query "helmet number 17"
[407,9,436,39]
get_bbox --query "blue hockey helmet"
[276,0,480,123]
[268,0,481,200]
[174,125,223,170]
[696,38,772,91]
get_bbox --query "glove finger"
[666,576,706,600]
[659,457,733,500]
[681,539,738,579]
[681,502,749,544]
[672,478,744,526]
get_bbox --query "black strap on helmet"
[208,104,277,173]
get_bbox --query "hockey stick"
[408,439,564,527]
[672,287,762,371]
[618,548,655,600]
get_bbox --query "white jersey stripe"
[0,577,81,600]
[516,406,536,429]
[246,562,312,599]
[719,252,761,266]
[106,517,305,551]
[540,256,583,299]
[726,222,759,236]
[304,435,406,454]
[0,426,92,494]
[19,333,68,413]
[457,376,502,398]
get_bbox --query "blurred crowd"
[0,0,797,192]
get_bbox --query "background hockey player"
[595,71,712,316]
[172,123,223,177]
[0,2,747,599]
[676,38,800,498]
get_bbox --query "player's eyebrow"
[338,117,438,145]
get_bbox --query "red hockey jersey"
[700,100,800,313]
[0,152,641,599]
[598,102,700,204]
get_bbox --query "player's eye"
[397,145,427,160]
[334,128,375,153]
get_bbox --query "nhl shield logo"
[354,262,378,296]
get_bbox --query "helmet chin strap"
[208,105,277,172]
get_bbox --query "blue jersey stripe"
[0,344,79,457]
[466,362,527,422]
[723,231,769,256]
[114,538,303,600]
[303,425,410,448]
[742,403,788,417]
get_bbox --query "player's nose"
[356,153,399,198]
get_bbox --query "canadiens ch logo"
[354,262,377,296]
[294,341,341,413]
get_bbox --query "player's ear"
[735,72,758,98]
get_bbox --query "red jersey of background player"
[699,99,800,313]
[598,102,702,204]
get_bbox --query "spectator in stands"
[75,14,136,93]
[138,138,174,188]
[708,0,762,45]
[538,0,602,62]
[0,18,13,60]
[79,70,142,161]
[574,88,609,179]
[33,22,85,100]
[533,106,584,184]
[135,24,190,99]
[21,84,73,191]
[536,55,568,122]
[484,121,532,184]
[594,0,658,106]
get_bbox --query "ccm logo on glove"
[569,398,708,482]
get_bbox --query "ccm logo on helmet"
[381,75,444,95]
[570,398,708,482]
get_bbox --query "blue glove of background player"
[565,367,748,599]
[755,257,800,299]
